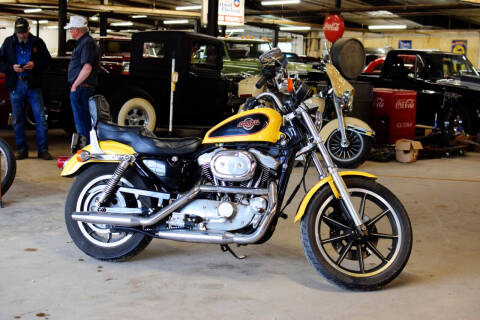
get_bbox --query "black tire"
[0,137,16,196]
[65,164,153,261]
[326,128,373,168]
[300,177,412,290]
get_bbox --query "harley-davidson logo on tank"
[209,113,269,138]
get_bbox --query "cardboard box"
[395,139,423,163]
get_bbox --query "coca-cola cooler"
[371,88,417,144]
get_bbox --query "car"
[359,49,480,135]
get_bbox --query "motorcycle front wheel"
[65,164,153,261]
[300,177,412,290]
[0,137,16,196]
[326,128,372,168]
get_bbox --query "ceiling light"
[262,0,300,6]
[368,25,407,30]
[111,21,134,26]
[38,20,49,24]
[89,16,99,21]
[280,26,311,31]
[47,25,58,29]
[24,8,42,13]
[176,5,202,10]
[163,19,189,25]
[132,15,147,19]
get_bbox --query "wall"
[1,18,72,56]
[305,30,480,67]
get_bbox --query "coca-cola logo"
[375,97,384,108]
[237,118,261,130]
[324,22,340,31]
[395,99,415,109]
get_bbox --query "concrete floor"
[0,129,479,320]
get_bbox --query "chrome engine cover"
[170,197,267,231]
[210,150,256,182]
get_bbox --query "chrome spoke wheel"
[327,129,363,162]
[75,175,140,248]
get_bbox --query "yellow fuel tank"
[202,108,283,144]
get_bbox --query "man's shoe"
[38,151,53,160]
[14,150,28,160]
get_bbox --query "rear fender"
[319,117,375,141]
[61,141,135,177]
[293,171,377,223]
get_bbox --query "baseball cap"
[64,16,88,29]
[15,17,29,33]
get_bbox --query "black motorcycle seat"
[96,121,202,157]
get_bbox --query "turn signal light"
[287,78,293,92]
[76,150,91,162]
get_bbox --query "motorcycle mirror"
[260,47,283,65]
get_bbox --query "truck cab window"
[143,42,165,59]
[190,42,218,67]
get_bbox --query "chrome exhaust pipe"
[71,185,269,227]
[155,182,278,245]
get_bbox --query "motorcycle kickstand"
[220,244,247,260]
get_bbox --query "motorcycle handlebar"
[255,75,268,89]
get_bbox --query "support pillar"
[273,26,279,47]
[207,0,218,37]
[100,12,108,36]
[36,19,40,37]
[58,0,67,56]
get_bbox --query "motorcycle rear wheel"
[300,177,412,290]
[0,137,16,196]
[65,164,153,261]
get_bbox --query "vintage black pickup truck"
[42,31,231,132]
[359,49,480,135]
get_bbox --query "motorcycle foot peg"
[220,244,247,260]
[279,213,288,220]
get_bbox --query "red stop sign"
[323,14,345,43]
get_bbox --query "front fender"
[319,117,375,141]
[293,171,377,223]
[61,141,136,177]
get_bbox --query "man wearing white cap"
[65,15,99,143]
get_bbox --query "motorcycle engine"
[167,148,279,232]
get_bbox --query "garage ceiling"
[0,0,480,31]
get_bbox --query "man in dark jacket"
[0,17,52,160]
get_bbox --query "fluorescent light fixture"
[176,5,202,10]
[38,20,48,24]
[46,25,58,29]
[111,21,134,26]
[368,24,407,30]
[132,15,147,19]
[280,26,311,31]
[89,16,99,21]
[24,8,42,13]
[226,28,244,33]
[163,19,189,24]
[367,10,397,17]
[262,0,300,6]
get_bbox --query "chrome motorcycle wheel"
[326,128,372,168]
[65,164,152,261]
[300,177,412,290]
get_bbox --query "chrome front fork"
[297,106,366,232]
[333,97,349,148]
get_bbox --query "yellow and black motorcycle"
[62,48,412,290]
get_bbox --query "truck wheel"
[116,97,156,132]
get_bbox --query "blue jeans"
[9,80,48,152]
[70,86,94,143]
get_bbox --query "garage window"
[190,42,218,67]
